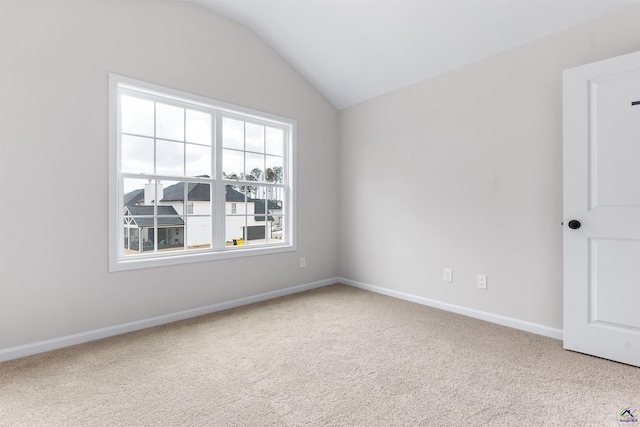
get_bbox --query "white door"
[563,50,640,367]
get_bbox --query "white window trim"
[108,74,297,272]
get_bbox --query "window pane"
[156,103,184,141]
[245,123,264,153]
[159,180,184,213]
[121,95,154,137]
[186,216,211,250]
[223,149,243,178]
[158,229,184,252]
[157,216,184,233]
[186,182,211,214]
[265,189,283,207]
[244,182,258,199]
[273,192,285,212]
[249,187,270,245]
[122,135,154,174]
[157,225,184,251]
[223,117,244,150]
[186,109,211,145]
[265,156,283,183]
[225,184,245,209]
[245,153,264,181]
[253,191,268,219]
[270,216,285,240]
[186,144,211,177]
[226,214,246,246]
[124,227,141,254]
[123,178,149,208]
[135,219,156,252]
[157,140,184,176]
[266,127,284,156]
[246,225,267,245]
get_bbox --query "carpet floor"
[1,284,639,426]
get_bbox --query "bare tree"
[265,166,283,201]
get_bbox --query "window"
[109,75,296,271]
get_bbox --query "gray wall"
[338,4,640,330]
[0,0,339,350]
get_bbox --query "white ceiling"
[190,0,640,109]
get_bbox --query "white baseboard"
[338,277,563,341]
[0,278,338,363]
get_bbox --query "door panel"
[590,72,640,208]
[563,50,640,367]
[590,238,640,329]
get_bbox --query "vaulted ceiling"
[190,0,640,109]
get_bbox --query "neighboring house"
[124,205,185,252]
[254,199,282,225]
[123,180,280,251]
[160,181,211,248]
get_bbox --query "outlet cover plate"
[477,274,487,290]
[443,268,453,282]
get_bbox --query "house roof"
[224,186,246,202]
[253,200,275,222]
[162,182,210,202]
[124,188,144,207]
[125,206,185,227]
[159,182,247,203]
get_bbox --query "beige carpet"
[1,284,638,426]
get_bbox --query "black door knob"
[568,220,581,229]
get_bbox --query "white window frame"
[108,74,296,272]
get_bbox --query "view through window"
[110,75,295,271]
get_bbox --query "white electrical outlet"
[443,268,453,282]
[300,257,306,268]
[477,274,487,290]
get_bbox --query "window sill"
[109,242,296,272]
